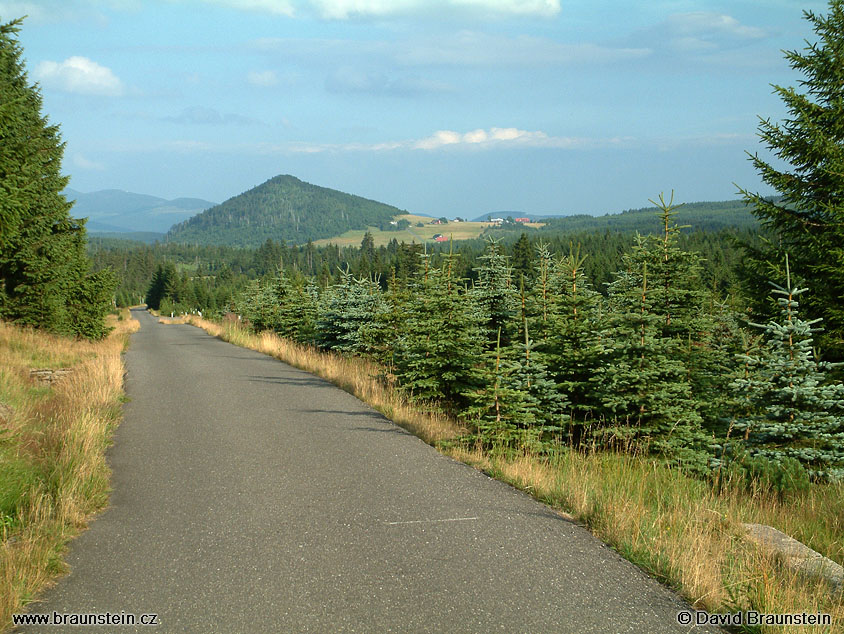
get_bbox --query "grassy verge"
[0,311,139,631]
[173,315,843,633]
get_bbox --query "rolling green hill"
[66,188,215,233]
[535,199,759,235]
[166,175,406,247]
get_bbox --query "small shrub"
[742,455,812,499]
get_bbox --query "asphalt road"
[18,309,720,633]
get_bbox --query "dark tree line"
[0,19,114,339]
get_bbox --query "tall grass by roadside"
[174,313,844,633]
[0,311,139,631]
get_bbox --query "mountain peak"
[166,175,404,247]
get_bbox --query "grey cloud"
[630,12,769,57]
[325,67,452,96]
[164,106,264,126]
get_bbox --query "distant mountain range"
[476,199,759,234]
[166,175,407,247]
[72,178,762,250]
[65,188,216,234]
[534,199,759,234]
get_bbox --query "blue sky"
[3,0,830,218]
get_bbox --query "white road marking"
[386,517,479,526]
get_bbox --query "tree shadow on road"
[244,375,328,387]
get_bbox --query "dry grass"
[311,214,545,247]
[0,311,138,631]
[449,446,843,633]
[176,315,843,633]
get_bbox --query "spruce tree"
[644,194,740,437]
[732,257,844,480]
[465,328,536,451]
[0,18,114,338]
[595,253,709,472]
[268,268,318,344]
[315,268,355,351]
[472,238,518,349]
[271,269,299,339]
[738,0,844,360]
[508,322,567,446]
[347,276,391,359]
[379,268,412,370]
[510,232,534,283]
[529,242,555,347]
[545,245,603,427]
[393,249,483,413]
[236,278,278,331]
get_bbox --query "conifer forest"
[6,1,844,490]
[227,196,844,484]
[127,3,844,488]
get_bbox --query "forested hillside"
[91,219,756,316]
[535,199,758,234]
[166,175,406,247]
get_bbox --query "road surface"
[19,309,718,633]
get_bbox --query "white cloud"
[251,33,650,71]
[202,0,294,15]
[396,32,651,66]
[194,0,558,18]
[164,106,263,126]
[247,70,279,86]
[637,12,767,55]
[34,56,124,96]
[665,12,767,40]
[271,127,633,154]
[308,0,560,19]
[325,67,452,96]
[0,1,142,24]
[412,127,585,150]
[72,153,106,171]
[0,2,51,20]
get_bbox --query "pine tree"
[465,328,536,451]
[235,278,278,331]
[545,244,603,427]
[595,255,709,472]
[732,257,844,480]
[508,321,567,446]
[393,249,483,413]
[0,19,115,338]
[510,232,534,283]
[268,268,318,344]
[472,237,518,349]
[738,1,844,360]
[316,268,388,357]
[315,268,355,351]
[529,242,555,347]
